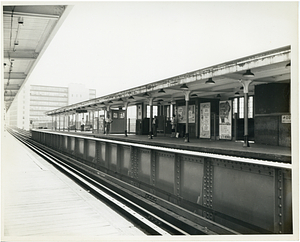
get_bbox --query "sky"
[28,1,298,98]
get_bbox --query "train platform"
[55,130,292,163]
[1,131,146,240]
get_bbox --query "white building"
[6,83,96,130]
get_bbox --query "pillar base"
[184,133,189,143]
[243,135,250,147]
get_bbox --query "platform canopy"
[46,46,291,115]
[3,5,71,111]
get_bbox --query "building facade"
[6,83,96,130]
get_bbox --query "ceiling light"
[157,99,163,102]
[180,84,188,90]
[128,96,134,100]
[108,100,113,103]
[18,17,24,25]
[191,94,197,97]
[286,62,291,68]
[158,89,165,93]
[118,98,123,101]
[234,91,240,96]
[205,78,215,84]
[216,94,221,98]
[100,102,105,105]
[143,92,150,97]
[242,69,255,78]
[14,41,19,45]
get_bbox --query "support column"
[58,113,61,131]
[148,97,154,139]
[184,91,191,142]
[55,115,57,130]
[240,80,252,147]
[52,115,54,130]
[67,113,70,131]
[92,111,95,133]
[75,112,78,132]
[97,110,100,133]
[124,101,129,137]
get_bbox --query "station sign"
[282,115,291,123]
[76,109,87,113]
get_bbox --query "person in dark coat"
[152,116,158,137]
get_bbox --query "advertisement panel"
[219,100,232,140]
[177,105,195,123]
[200,102,211,138]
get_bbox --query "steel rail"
[8,128,223,235]
[9,128,278,234]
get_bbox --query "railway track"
[7,127,240,235]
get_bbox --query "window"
[248,96,253,118]
[233,98,238,117]
[232,96,253,119]
[146,105,158,118]
[239,97,244,119]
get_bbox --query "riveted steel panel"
[70,137,75,154]
[213,164,275,231]
[109,144,118,171]
[63,136,68,150]
[78,138,84,155]
[120,146,131,176]
[138,149,151,184]
[156,152,175,194]
[181,156,204,203]
[282,169,292,233]
[87,140,96,161]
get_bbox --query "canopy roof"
[3,5,71,111]
[46,45,291,115]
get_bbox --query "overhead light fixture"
[242,69,255,78]
[180,84,188,90]
[158,89,165,93]
[118,98,123,101]
[205,78,215,84]
[286,62,291,68]
[216,94,221,98]
[157,99,163,102]
[14,41,19,46]
[108,100,113,103]
[191,94,197,97]
[128,96,134,100]
[143,92,150,97]
[100,102,105,105]
[234,91,240,96]
[18,17,24,25]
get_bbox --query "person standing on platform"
[81,118,85,131]
[106,114,113,135]
[171,114,177,138]
[152,116,158,137]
